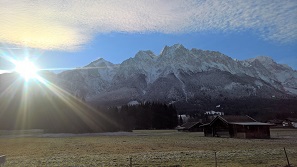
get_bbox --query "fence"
[3,148,295,167]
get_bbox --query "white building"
[205,110,224,116]
[283,118,297,128]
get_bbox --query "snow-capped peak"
[86,58,114,68]
[248,56,275,65]
[160,44,188,57]
[134,50,157,60]
[255,56,275,64]
[54,44,297,102]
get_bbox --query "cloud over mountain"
[1,0,296,50]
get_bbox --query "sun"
[14,59,39,81]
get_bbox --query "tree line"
[177,97,297,122]
[101,102,178,131]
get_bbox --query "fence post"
[0,155,6,167]
[214,151,217,167]
[283,147,290,167]
[129,157,132,167]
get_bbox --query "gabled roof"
[221,115,257,123]
[204,115,273,126]
[180,122,202,129]
[231,122,274,126]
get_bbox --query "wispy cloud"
[0,0,296,50]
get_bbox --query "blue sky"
[0,0,296,72]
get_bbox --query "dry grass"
[0,129,296,166]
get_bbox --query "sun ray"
[0,49,119,132]
[14,58,39,81]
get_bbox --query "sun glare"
[15,59,39,81]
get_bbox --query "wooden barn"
[201,115,273,139]
[177,122,203,132]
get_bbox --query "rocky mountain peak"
[86,58,114,68]
[45,44,297,104]
[160,44,188,57]
[247,56,274,66]
[246,56,275,67]
[254,56,274,62]
[247,56,293,72]
[134,50,156,60]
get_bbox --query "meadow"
[0,129,296,167]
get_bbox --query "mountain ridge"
[1,44,296,107]
[51,44,297,107]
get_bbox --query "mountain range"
[47,44,297,107]
[1,44,297,130]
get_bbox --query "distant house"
[204,110,224,122]
[201,115,274,139]
[177,122,203,132]
[205,110,224,116]
[283,118,297,128]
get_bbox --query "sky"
[0,0,297,73]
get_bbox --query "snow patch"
[284,87,297,95]
[224,82,239,90]
[128,100,140,106]
[254,80,263,88]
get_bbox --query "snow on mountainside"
[243,56,297,94]
[54,44,297,105]
[58,58,118,97]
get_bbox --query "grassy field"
[0,129,297,167]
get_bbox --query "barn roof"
[203,115,273,127]
[221,115,257,123]
[180,122,202,129]
[231,122,274,126]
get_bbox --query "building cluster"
[177,111,297,139]
[267,118,297,128]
